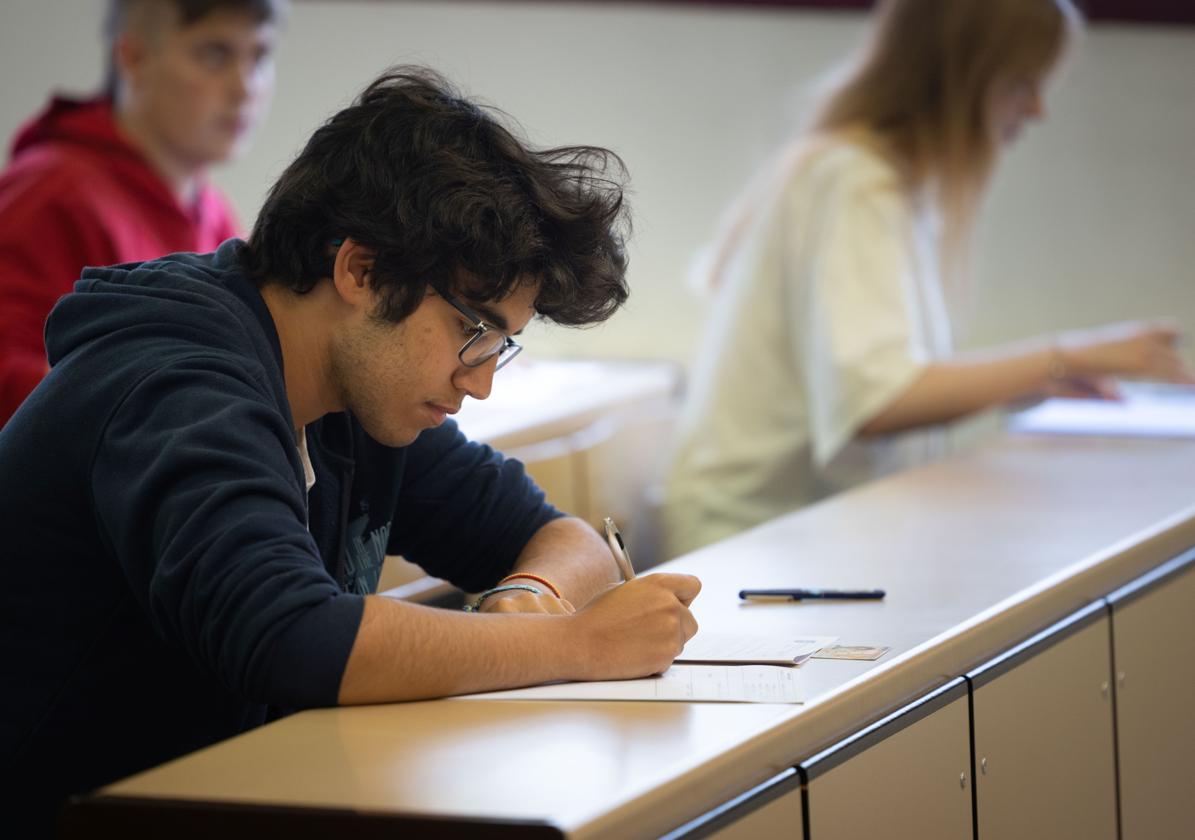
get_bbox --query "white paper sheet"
[452,664,804,704]
[676,634,837,666]
[1009,384,1195,438]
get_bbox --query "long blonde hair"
[704,0,1081,293]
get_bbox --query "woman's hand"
[1057,321,1194,385]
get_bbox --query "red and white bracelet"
[498,572,563,600]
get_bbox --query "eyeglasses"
[435,287,523,371]
[326,239,523,370]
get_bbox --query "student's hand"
[479,588,575,615]
[1057,321,1195,385]
[562,573,702,681]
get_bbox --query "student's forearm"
[504,516,620,608]
[338,571,703,704]
[338,596,572,704]
[859,344,1055,435]
[861,321,1193,436]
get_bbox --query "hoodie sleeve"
[0,170,121,425]
[90,353,364,708]
[385,420,563,593]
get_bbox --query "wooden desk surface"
[96,433,1195,838]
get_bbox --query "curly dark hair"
[242,66,630,327]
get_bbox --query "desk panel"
[802,680,972,839]
[1110,552,1195,840]
[970,604,1117,840]
[660,768,802,840]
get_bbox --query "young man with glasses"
[0,67,700,835]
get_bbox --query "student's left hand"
[479,588,576,615]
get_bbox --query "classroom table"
[64,431,1195,838]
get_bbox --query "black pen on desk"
[739,588,886,602]
[603,517,636,581]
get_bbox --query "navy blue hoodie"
[0,240,558,833]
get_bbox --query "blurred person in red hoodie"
[0,0,283,425]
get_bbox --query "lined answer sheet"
[676,634,836,666]
[453,664,804,704]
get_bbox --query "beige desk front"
[76,433,1195,838]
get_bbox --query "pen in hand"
[603,517,636,581]
[739,588,885,602]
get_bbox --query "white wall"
[2,0,1193,367]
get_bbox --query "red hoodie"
[0,97,240,425]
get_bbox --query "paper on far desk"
[453,664,804,704]
[676,634,836,666]
[1009,385,1195,438]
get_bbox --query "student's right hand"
[564,573,701,681]
[1056,320,1195,388]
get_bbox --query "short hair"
[242,67,631,328]
[103,0,285,98]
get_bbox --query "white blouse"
[664,140,953,557]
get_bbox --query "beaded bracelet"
[498,572,563,600]
[462,583,542,612]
